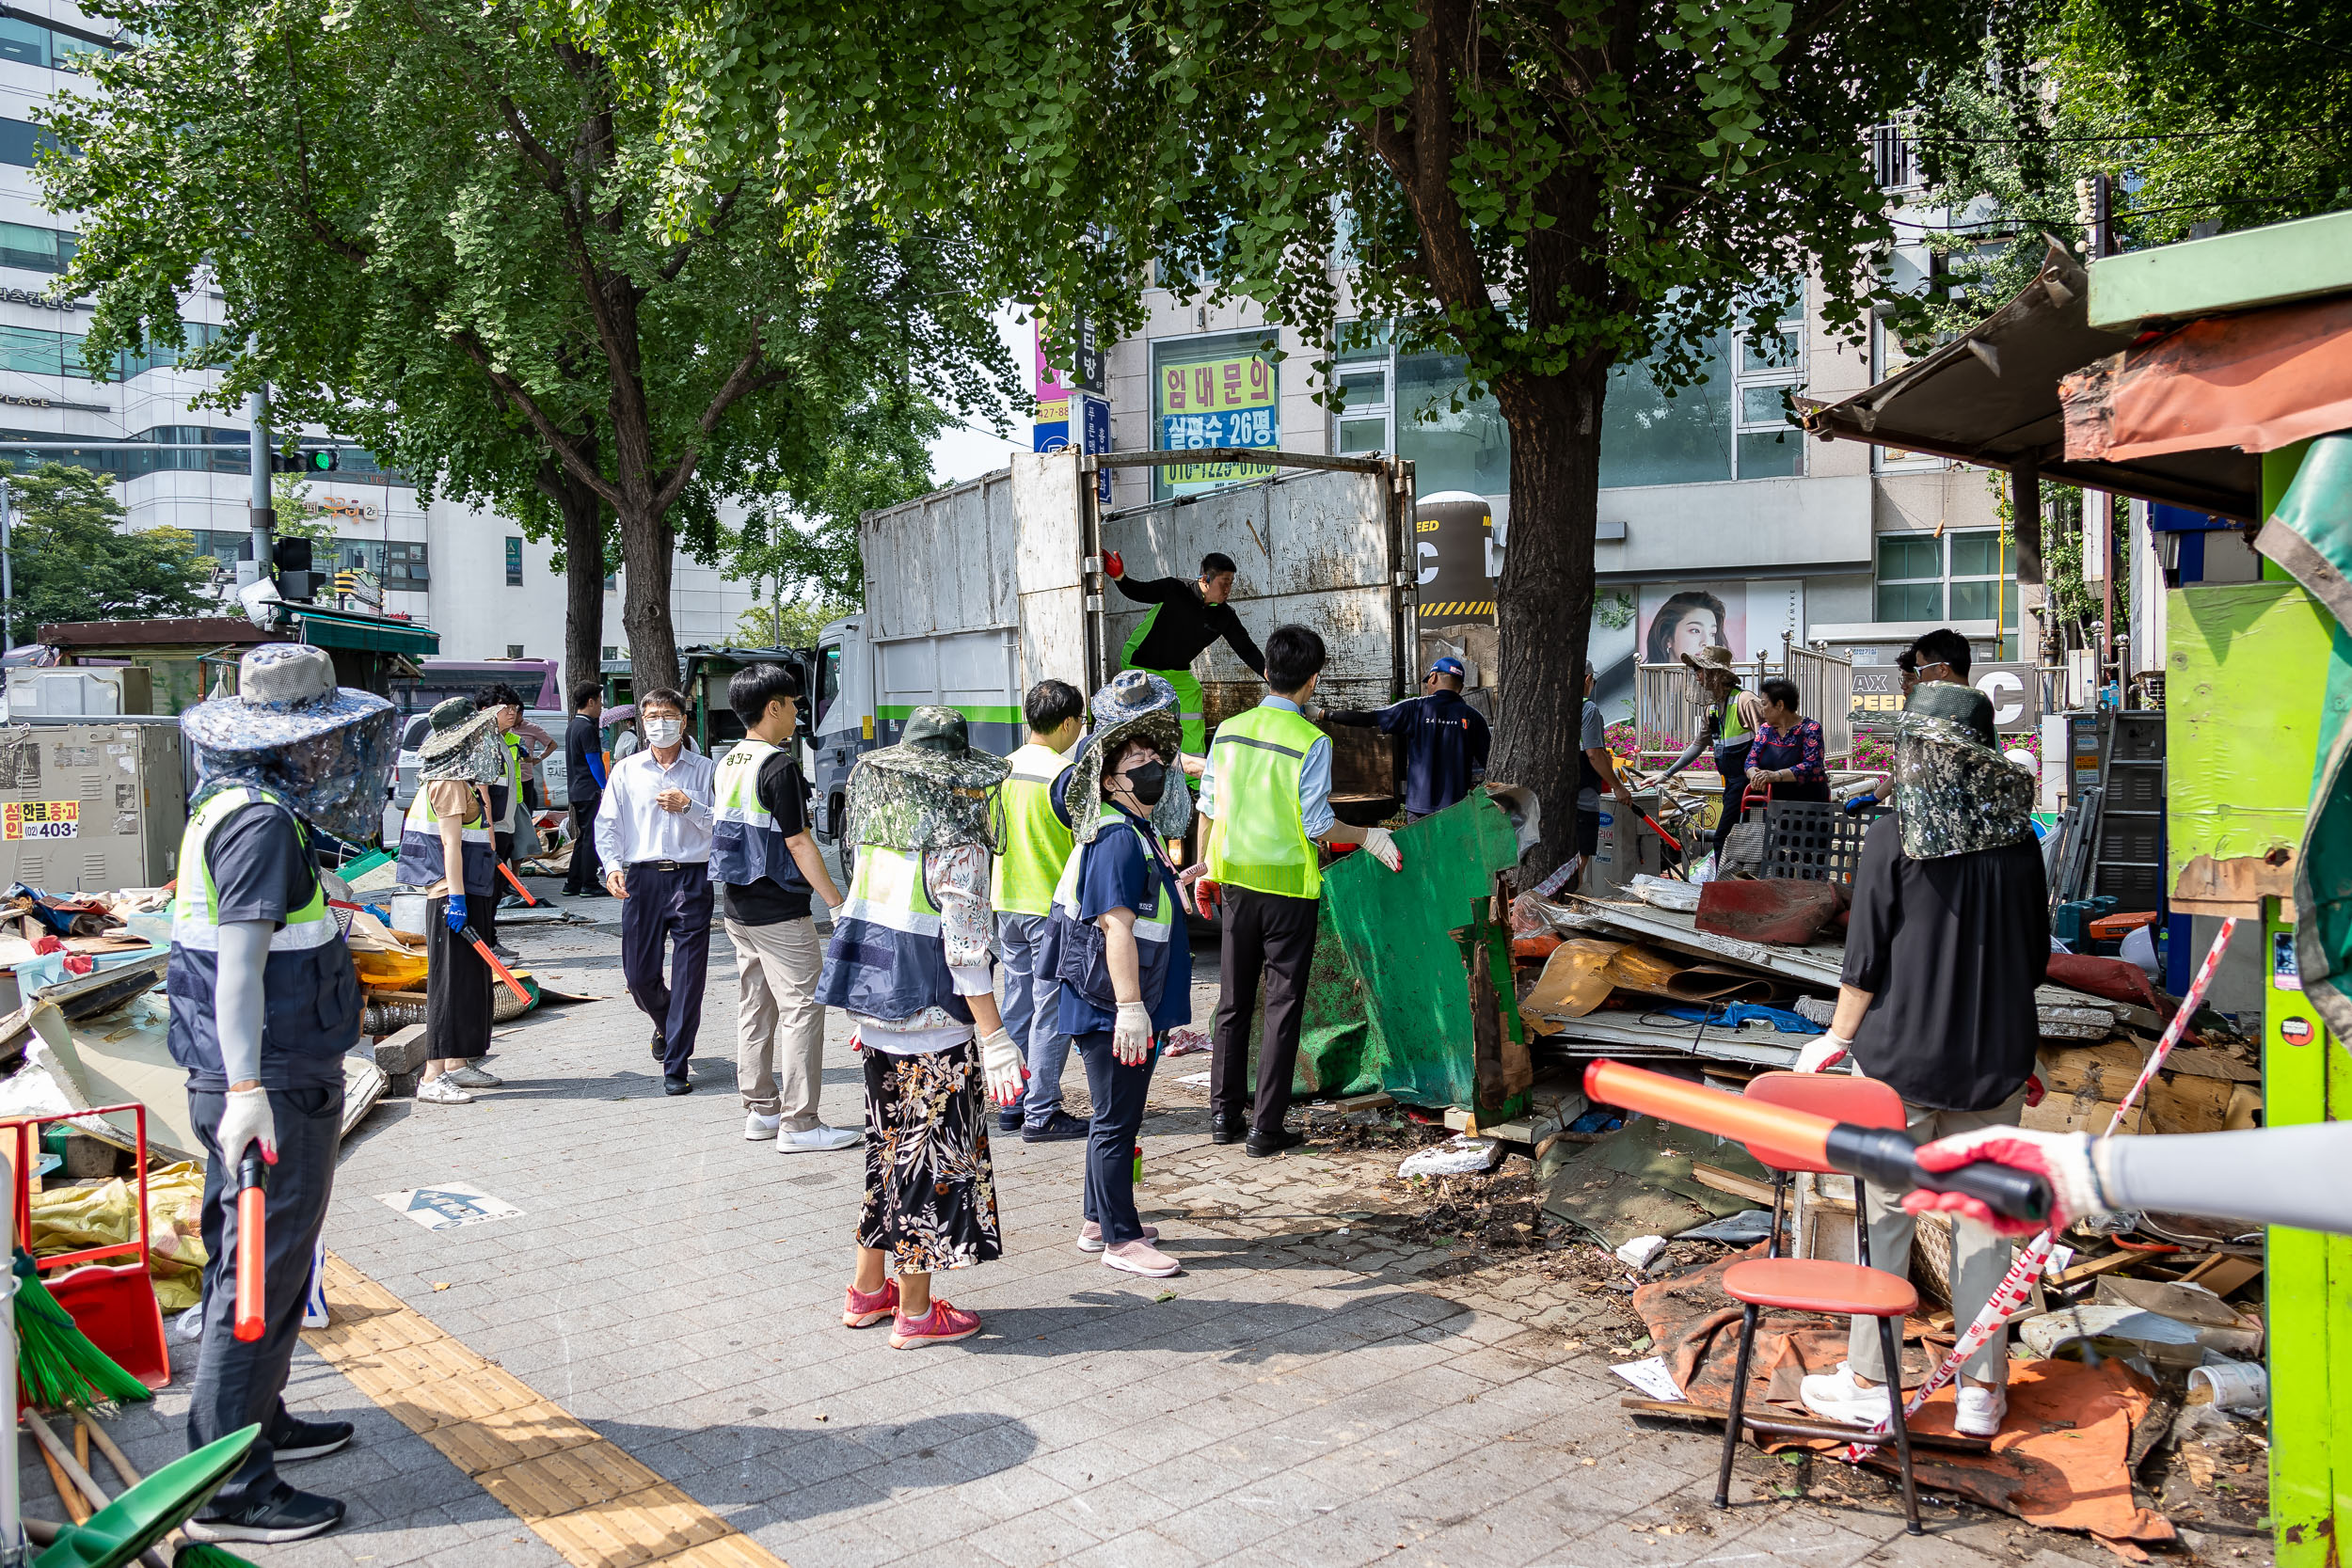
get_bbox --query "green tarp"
[1291,789,1522,1108]
[2275,436,2352,1041]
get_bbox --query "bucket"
[2185,1359,2266,1413]
[390,893,428,935]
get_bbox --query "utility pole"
[2076,172,2116,700]
[0,473,14,655]
[246,381,275,587]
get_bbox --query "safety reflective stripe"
[994,744,1075,916]
[171,786,337,952]
[1051,818,1174,942]
[403,791,492,841]
[841,842,940,928]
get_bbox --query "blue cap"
[1427,657,1466,677]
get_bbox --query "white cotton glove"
[216,1085,278,1166]
[1359,825,1403,873]
[1794,1032,1851,1073]
[1112,1001,1154,1066]
[978,1027,1027,1107]
[1903,1127,2108,1239]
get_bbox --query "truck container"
[810,448,1417,844]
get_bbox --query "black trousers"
[1074,1031,1159,1244]
[1211,887,1320,1134]
[426,895,494,1060]
[1713,741,1752,849]
[621,861,713,1077]
[564,794,604,894]
[188,1081,343,1512]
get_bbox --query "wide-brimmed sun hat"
[1064,671,1190,847]
[845,705,1011,851]
[181,643,397,844]
[1678,644,1740,679]
[1891,682,2033,859]
[416,696,505,783]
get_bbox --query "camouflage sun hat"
[844,705,1010,852]
[1891,683,2033,859]
[416,696,505,783]
[1064,670,1190,847]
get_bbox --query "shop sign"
[2,800,78,840]
[1156,351,1278,493]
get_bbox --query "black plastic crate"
[1759,800,1887,886]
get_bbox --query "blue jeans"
[1073,1031,1159,1244]
[996,911,1072,1127]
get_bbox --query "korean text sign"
[1156,351,1278,493]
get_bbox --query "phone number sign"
[3,800,78,841]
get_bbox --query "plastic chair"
[1713,1071,1922,1534]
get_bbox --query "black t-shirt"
[209,801,316,925]
[1841,813,2050,1113]
[564,713,602,803]
[1115,576,1266,675]
[721,752,813,925]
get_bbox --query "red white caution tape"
[1830,915,2240,1463]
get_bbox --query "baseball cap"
[1426,657,1466,677]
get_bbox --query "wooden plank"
[2177,1254,2264,1297]
[1618,1398,1992,1453]
[2053,1248,2155,1287]
[1690,1163,1776,1206]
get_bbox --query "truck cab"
[810,614,872,844]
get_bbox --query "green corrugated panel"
[1292,789,1521,1109]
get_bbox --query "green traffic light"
[308,450,336,471]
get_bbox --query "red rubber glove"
[1901,1126,2105,1239]
[1103,549,1124,579]
[2024,1071,2045,1109]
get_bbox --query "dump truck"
[808,447,1421,848]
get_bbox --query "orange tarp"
[2062,294,2352,464]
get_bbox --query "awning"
[2060,293,2352,466]
[1801,238,2263,521]
[284,606,440,657]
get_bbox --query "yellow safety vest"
[1204,703,1323,899]
[992,742,1074,918]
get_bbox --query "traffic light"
[268,448,339,473]
[273,536,312,573]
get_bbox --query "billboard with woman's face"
[1641,586,1743,666]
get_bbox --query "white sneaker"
[415,1076,474,1105]
[1102,1240,1182,1277]
[447,1065,502,1088]
[1799,1363,1891,1427]
[1075,1221,1160,1254]
[744,1112,783,1141]
[1954,1383,2008,1438]
[779,1124,860,1153]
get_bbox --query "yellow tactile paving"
[303,1251,787,1568]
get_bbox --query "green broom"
[14,1250,152,1412]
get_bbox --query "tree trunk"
[618,501,681,695]
[558,474,606,701]
[1489,367,1609,884]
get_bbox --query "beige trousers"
[726,916,826,1127]
[1848,1087,2029,1386]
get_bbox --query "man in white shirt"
[593,687,718,1095]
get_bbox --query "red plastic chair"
[1713,1071,1921,1534]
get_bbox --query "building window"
[0,15,118,71]
[1875,529,2018,630]
[1731,299,1805,481]
[1331,324,1509,498]
[1150,330,1279,501]
[603,572,616,591]
[0,118,66,169]
[385,540,429,586]
[505,536,523,586]
[601,645,620,661]
[0,222,77,274]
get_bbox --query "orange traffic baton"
[497,862,538,906]
[1581,1060,2051,1225]
[233,1156,267,1342]
[462,925,532,1006]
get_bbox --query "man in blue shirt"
[1323,656,1491,819]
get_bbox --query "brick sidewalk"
[40,890,2179,1568]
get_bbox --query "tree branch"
[454,330,624,508]
[648,341,776,516]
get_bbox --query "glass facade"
[1332,295,1805,497]
[1875,529,2018,628]
[0,16,117,71]
[0,222,76,274]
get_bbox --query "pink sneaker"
[842,1278,898,1329]
[1102,1239,1182,1277]
[890,1299,982,1349]
[1075,1221,1160,1254]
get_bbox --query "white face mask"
[644,717,684,748]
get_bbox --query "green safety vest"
[1718,693,1751,746]
[992,742,1074,918]
[171,786,337,953]
[1204,703,1323,899]
[813,843,970,1022]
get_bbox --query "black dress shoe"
[1244,1127,1305,1158]
[650,1027,666,1059]
[997,1107,1024,1133]
[663,1075,694,1096]
[1022,1110,1090,1143]
[1210,1115,1246,1146]
[274,1417,355,1463]
[184,1483,347,1544]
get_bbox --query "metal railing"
[1634,635,1855,770]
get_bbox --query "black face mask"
[1122,761,1169,808]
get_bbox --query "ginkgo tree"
[42,0,1014,692]
[633,0,2019,870]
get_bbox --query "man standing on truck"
[1104,549,1266,755]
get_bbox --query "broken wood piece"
[1334,1091,1394,1113]
[1443,1106,1481,1137]
[2053,1249,2152,1287]
[2178,1254,2262,1296]
[1618,1397,1992,1453]
[1690,1163,1776,1206]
